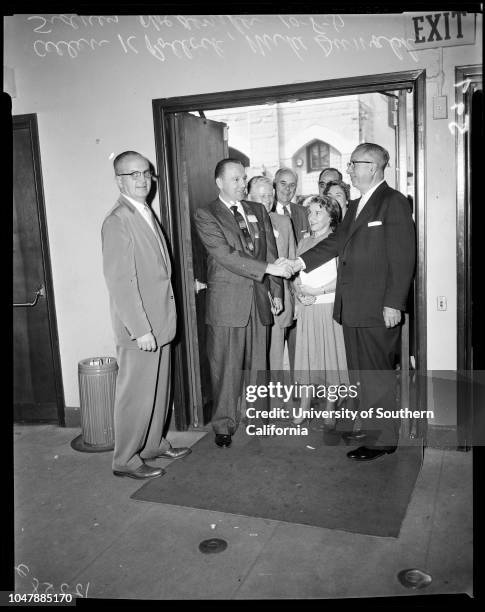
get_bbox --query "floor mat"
[131,426,422,537]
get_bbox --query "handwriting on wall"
[27,14,421,63]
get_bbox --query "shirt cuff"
[298,257,306,271]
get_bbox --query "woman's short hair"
[322,180,350,202]
[301,194,341,230]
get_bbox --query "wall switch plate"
[437,296,447,311]
[433,96,448,120]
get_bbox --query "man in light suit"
[194,159,291,448]
[102,151,190,479]
[276,143,416,461]
[273,167,309,377]
[248,175,296,374]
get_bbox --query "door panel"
[169,113,228,427]
[13,115,64,423]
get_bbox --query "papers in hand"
[299,258,337,288]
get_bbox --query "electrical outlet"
[433,96,448,120]
[437,296,447,311]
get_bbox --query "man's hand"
[271,297,283,315]
[266,261,293,279]
[298,294,316,306]
[136,332,157,351]
[383,306,401,328]
[275,257,303,274]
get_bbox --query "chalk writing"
[118,33,138,54]
[34,37,110,58]
[28,14,118,33]
[138,15,174,30]
[244,32,308,61]
[144,34,225,61]
[450,102,465,115]
[15,563,90,598]
[454,78,472,93]
[448,116,469,135]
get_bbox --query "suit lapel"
[211,198,245,248]
[344,182,387,246]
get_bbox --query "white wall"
[5,13,482,408]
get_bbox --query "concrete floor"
[13,423,473,601]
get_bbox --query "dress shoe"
[113,464,165,479]
[154,447,192,460]
[346,446,397,461]
[215,434,232,448]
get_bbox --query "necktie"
[283,205,291,217]
[144,205,167,265]
[230,205,254,252]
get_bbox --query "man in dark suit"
[102,151,190,479]
[276,143,416,461]
[194,159,290,448]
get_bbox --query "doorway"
[153,70,427,432]
[13,114,65,424]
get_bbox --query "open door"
[166,112,228,428]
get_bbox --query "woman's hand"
[297,294,316,306]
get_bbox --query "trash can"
[71,357,118,453]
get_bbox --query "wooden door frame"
[455,65,482,449]
[13,114,66,425]
[153,69,427,430]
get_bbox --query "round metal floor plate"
[199,538,228,554]
[397,568,432,589]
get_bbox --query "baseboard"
[64,406,81,428]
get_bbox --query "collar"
[276,201,291,214]
[123,193,148,213]
[359,179,385,205]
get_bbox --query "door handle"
[194,279,207,294]
[13,285,45,308]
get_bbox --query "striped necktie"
[230,205,254,252]
[283,204,291,217]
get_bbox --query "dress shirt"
[275,202,292,216]
[355,179,385,218]
[125,194,167,264]
[219,196,250,227]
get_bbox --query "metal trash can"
[71,357,118,453]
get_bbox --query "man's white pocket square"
[368,221,382,227]
[247,214,258,223]
[273,229,280,238]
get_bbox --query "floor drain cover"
[199,538,228,554]
[397,568,432,589]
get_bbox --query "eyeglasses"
[117,170,154,179]
[346,161,373,169]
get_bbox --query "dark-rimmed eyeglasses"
[117,170,154,179]
[347,161,373,169]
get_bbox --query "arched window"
[306,140,330,172]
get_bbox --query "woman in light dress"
[291,195,349,426]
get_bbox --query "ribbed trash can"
[71,357,118,453]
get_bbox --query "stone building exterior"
[205,93,398,200]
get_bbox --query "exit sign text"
[405,11,476,50]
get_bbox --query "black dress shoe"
[113,464,165,479]
[154,447,192,459]
[346,445,397,461]
[215,434,232,448]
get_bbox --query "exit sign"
[405,11,476,50]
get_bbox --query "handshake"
[266,257,303,279]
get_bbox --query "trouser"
[113,343,171,470]
[207,297,269,435]
[341,325,401,447]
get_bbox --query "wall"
[5,13,482,411]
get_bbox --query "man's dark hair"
[214,158,244,180]
[113,151,145,174]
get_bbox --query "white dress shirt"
[275,201,292,216]
[124,194,167,264]
[355,179,385,218]
[219,195,250,226]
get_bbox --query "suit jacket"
[269,212,296,328]
[194,198,283,327]
[102,195,176,348]
[274,201,310,244]
[300,182,415,327]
